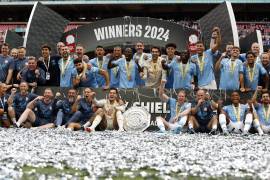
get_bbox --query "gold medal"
[247,64,256,82]
[232,104,241,122]
[179,62,190,79]
[230,59,236,75]
[125,60,133,81]
[263,105,270,122]
[197,53,205,74]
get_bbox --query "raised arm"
[158,80,169,102]
[211,27,221,53]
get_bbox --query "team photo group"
[1,26,270,136]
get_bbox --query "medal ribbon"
[247,64,256,82]
[61,57,71,76]
[179,62,190,79]
[230,59,236,75]
[125,60,133,81]
[176,102,184,115]
[263,105,270,122]
[197,53,205,74]
[232,104,241,122]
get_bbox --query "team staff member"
[0,43,14,85]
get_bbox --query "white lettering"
[115,25,122,38]
[128,24,135,37]
[108,26,116,39]
[94,27,105,41]
[136,25,142,37]
[123,24,128,37]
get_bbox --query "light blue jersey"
[89,56,109,87]
[71,66,99,88]
[255,103,270,126]
[164,55,176,89]
[168,98,191,123]
[133,52,151,86]
[58,57,74,88]
[223,104,249,122]
[219,58,243,90]
[109,64,119,88]
[168,60,196,89]
[112,58,137,88]
[191,49,217,87]
[243,62,266,90]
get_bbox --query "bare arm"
[215,54,225,71]
[158,80,169,102]
[5,69,13,84]
[98,69,110,88]
[211,27,221,53]
[26,96,43,109]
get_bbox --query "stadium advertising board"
[62,17,198,52]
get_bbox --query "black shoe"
[188,128,195,134]
[209,129,218,135]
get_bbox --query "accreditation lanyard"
[0,96,5,109]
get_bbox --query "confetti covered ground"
[0,128,270,179]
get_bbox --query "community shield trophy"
[123,106,151,132]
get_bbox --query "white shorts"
[106,118,114,130]
[227,121,244,134]
[199,80,217,90]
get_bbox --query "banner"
[4,30,23,48]
[35,87,255,128]
[62,17,198,52]
[199,1,239,50]
[23,2,69,57]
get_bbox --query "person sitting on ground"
[84,87,126,132]
[65,88,96,131]
[156,80,191,134]
[15,88,57,128]
[219,91,262,135]
[7,82,38,126]
[188,89,219,135]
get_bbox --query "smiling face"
[1,45,9,56]
[43,89,54,101]
[231,47,240,58]
[177,91,186,103]
[166,47,176,57]
[108,89,118,101]
[19,82,29,93]
[67,89,77,102]
[247,53,255,64]
[196,43,205,54]
[231,92,240,104]
[18,48,26,59]
[261,93,270,104]
[113,47,122,59]
[42,47,50,59]
[135,42,144,54]
[251,42,260,55]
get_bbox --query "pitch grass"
[21,166,254,179]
